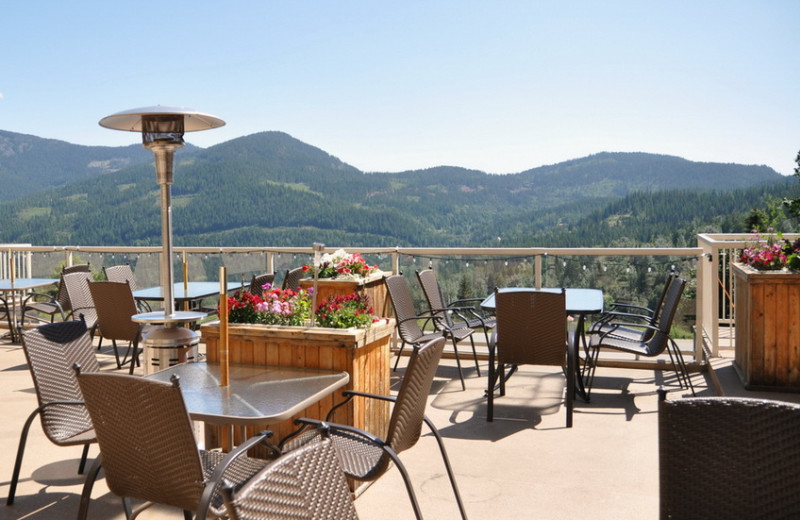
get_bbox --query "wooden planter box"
[299,271,391,319]
[201,318,395,444]
[733,263,800,390]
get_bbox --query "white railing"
[2,242,709,364]
[697,232,800,357]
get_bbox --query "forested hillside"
[0,130,155,201]
[0,130,789,248]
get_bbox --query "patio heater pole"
[99,106,225,317]
[99,107,224,373]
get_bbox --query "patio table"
[146,361,349,451]
[133,281,241,311]
[481,287,604,400]
[0,278,58,343]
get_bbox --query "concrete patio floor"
[2,334,798,520]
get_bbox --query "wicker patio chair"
[384,274,474,390]
[584,277,694,399]
[281,267,305,291]
[20,263,91,328]
[7,319,97,505]
[61,271,99,338]
[104,263,151,312]
[222,427,359,520]
[282,336,467,520]
[416,268,493,376]
[658,390,800,519]
[249,273,275,295]
[88,281,143,372]
[487,288,576,427]
[74,369,274,520]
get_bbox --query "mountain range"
[0,129,791,247]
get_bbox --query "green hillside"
[0,130,789,247]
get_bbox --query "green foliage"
[0,130,789,249]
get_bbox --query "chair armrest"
[294,418,387,447]
[608,301,654,315]
[591,321,659,342]
[341,389,398,404]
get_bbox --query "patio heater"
[99,106,225,372]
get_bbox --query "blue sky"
[2,1,798,175]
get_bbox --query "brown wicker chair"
[222,428,359,520]
[7,319,97,505]
[281,267,305,291]
[74,370,273,520]
[20,263,91,328]
[104,263,151,312]
[61,271,99,335]
[283,336,467,520]
[384,274,473,390]
[584,277,694,399]
[249,273,275,295]
[487,288,576,427]
[658,389,800,519]
[416,268,492,376]
[88,281,143,373]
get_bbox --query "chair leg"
[583,347,600,401]
[380,446,425,520]
[6,409,39,505]
[450,336,466,391]
[392,342,407,372]
[468,335,481,377]
[77,456,104,520]
[669,339,696,396]
[423,415,468,519]
[111,339,123,369]
[129,341,140,375]
[78,443,91,474]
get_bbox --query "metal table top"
[145,362,350,426]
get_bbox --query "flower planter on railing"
[732,262,800,390]
[201,318,395,443]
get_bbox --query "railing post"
[534,254,542,289]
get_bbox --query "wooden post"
[219,266,229,387]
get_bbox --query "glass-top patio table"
[133,281,242,310]
[146,361,350,450]
[0,278,58,343]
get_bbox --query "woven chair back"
[224,433,359,520]
[416,269,454,328]
[387,336,446,454]
[250,273,275,295]
[75,371,206,512]
[659,395,800,519]
[281,267,304,291]
[103,264,138,291]
[62,272,97,328]
[20,319,97,444]
[55,263,91,312]
[384,274,425,343]
[88,281,140,342]
[494,289,567,367]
